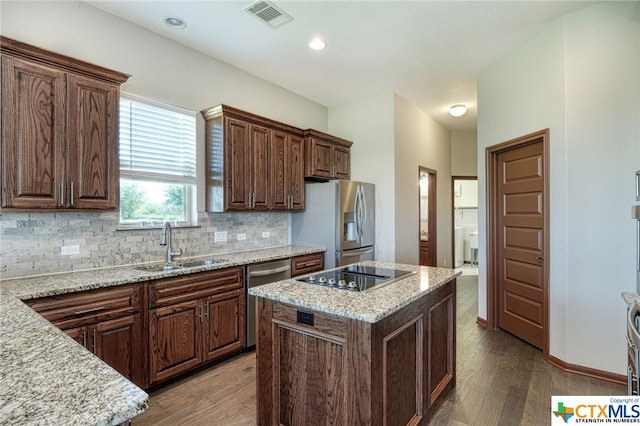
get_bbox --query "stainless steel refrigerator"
[292,180,375,269]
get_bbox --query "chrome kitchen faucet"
[160,222,182,263]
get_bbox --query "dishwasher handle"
[248,264,291,277]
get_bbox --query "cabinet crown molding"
[1,36,130,84]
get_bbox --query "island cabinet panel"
[24,284,146,388]
[148,267,245,385]
[256,279,456,425]
[1,36,128,210]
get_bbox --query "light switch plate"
[214,231,228,243]
[262,231,270,238]
[237,233,246,241]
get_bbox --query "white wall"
[477,1,640,375]
[328,93,396,263]
[394,95,452,266]
[451,131,478,177]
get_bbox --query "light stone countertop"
[249,260,461,323]
[0,245,324,425]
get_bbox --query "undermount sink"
[137,264,184,272]
[136,258,227,273]
[179,258,227,268]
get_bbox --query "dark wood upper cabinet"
[0,36,129,210]
[202,104,306,212]
[303,129,352,181]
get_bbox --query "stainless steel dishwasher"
[246,259,291,348]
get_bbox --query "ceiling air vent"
[244,0,293,29]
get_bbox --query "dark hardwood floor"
[132,274,624,425]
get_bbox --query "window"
[119,94,196,228]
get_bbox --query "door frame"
[419,167,437,266]
[486,129,550,358]
[451,176,477,268]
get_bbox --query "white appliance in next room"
[292,180,375,269]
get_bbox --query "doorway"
[419,167,437,266]
[451,177,478,274]
[486,129,549,356]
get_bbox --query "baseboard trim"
[548,354,626,386]
[476,317,487,328]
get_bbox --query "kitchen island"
[250,261,460,425]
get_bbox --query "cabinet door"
[270,130,289,210]
[67,74,119,209]
[334,145,351,179]
[203,290,244,362]
[149,300,203,384]
[224,117,250,210]
[307,138,334,179]
[1,56,66,208]
[249,124,270,210]
[288,135,305,210]
[64,326,88,346]
[93,314,145,387]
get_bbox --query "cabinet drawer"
[149,267,244,308]
[26,284,142,330]
[291,253,324,277]
[272,302,348,339]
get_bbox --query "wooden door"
[249,124,270,210]
[495,138,546,350]
[93,314,144,387]
[203,290,244,361]
[149,300,203,384]
[1,56,66,208]
[67,74,119,209]
[419,167,437,267]
[224,117,250,210]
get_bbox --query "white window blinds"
[119,94,196,184]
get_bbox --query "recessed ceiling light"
[164,16,187,30]
[449,104,467,117]
[308,38,326,50]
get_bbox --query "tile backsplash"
[0,211,289,279]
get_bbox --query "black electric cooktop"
[296,265,415,293]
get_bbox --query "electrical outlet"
[262,231,270,238]
[214,231,228,243]
[237,233,246,241]
[61,245,80,255]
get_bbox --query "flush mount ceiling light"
[308,38,326,50]
[449,104,467,117]
[164,16,187,29]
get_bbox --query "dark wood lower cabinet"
[148,267,245,386]
[25,284,146,388]
[256,279,456,425]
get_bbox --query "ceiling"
[87,0,601,132]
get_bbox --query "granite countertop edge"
[249,260,462,323]
[1,245,326,300]
[0,245,324,425]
